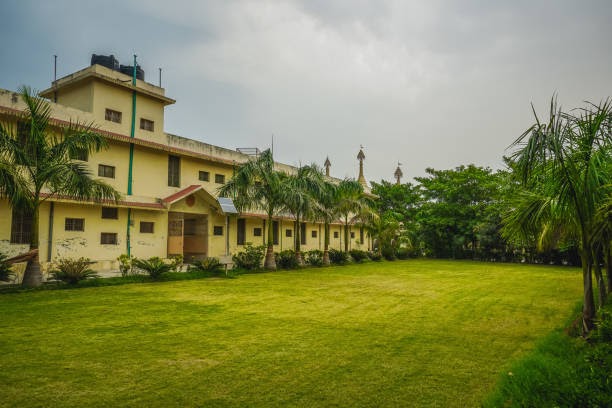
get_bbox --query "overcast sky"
[1,0,611,184]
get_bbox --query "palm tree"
[335,179,371,253]
[218,149,286,270]
[0,86,121,286]
[504,97,612,333]
[313,180,338,265]
[282,164,325,265]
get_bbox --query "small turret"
[324,157,331,177]
[357,146,367,187]
[394,162,403,185]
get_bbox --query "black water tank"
[119,64,145,81]
[91,54,119,70]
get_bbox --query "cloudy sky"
[1,0,611,183]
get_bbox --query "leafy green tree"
[218,149,286,270]
[282,164,325,265]
[0,87,121,286]
[415,165,504,259]
[503,97,612,332]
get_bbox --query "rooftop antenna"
[159,68,162,87]
[53,55,58,102]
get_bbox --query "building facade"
[0,58,370,271]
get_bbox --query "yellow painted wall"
[56,82,94,112]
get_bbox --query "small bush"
[51,257,98,284]
[349,249,368,263]
[368,251,383,261]
[276,250,299,269]
[396,248,414,260]
[190,257,224,273]
[117,254,133,277]
[133,257,172,279]
[169,254,184,273]
[329,249,349,265]
[381,247,396,261]
[0,253,15,282]
[233,244,265,270]
[305,250,323,267]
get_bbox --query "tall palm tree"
[282,164,325,265]
[0,86,121,286]
[312,180,338,265]
[335,179,371,253]
[218,149,286,270]
[504,97,612,333]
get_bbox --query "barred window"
[101,233,118,245]
[140,222,154,233]
[213,226,223,236]
[98,164,115,178]
[253,227,262,237]
[168,155,180,187]
[65,218,84,231]
[10,207,32,244]
[286,229,292,238]
[215,174,225,184]
[140,118,154,131]
[69,148,88,161]
[334,231,339,239]
[311,230,317,238]
[105,109,122,123]
[101,207,118,219]
[198,171,210,182]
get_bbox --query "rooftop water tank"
[119,64,145,81]
[90,54,119,70]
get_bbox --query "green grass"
[0,259,582,407]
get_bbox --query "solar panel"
[217,197,239,214]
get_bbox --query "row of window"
[96,158,226,188]
[64,218,154,234]
[105,108,154,132]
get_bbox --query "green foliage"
[0,253,15,282]
[169,254,184,273]
[304,250,323,267]
[232,244,265,270]
[349,249,368,263]
[484,304,612,407]
[367,251,382,261]
[117,254,133,277]
[132,257,172,279]
[275,250,299,269]
[396,247,414,260]
[328,248,349,264]
[51,257,98,284]
[190,257,225,274]
[381,247,396,261]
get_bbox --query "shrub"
[190,257,224,274]
[381,247,396,261]
[51,257,98,284]
[349,249,368,263]
[276,250,299,269]
[0,253,14,282]
[169,254,184,273]
[305,250,323,267]
[329,249,349,265]
[368,251,383,261]
[132,257,172,279]
[396,247,414,260]
[233,244,265,270]
[117,254,133,277]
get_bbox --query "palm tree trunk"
[581,248,596,333]
[264,213,276,270]
[593,247,606,307]
[22,201,42,287]
[344,219,349,253]
[294,218,304,266]
[323,222,330,266]
[605,241,611,294]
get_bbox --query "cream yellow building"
[0,56,370,271]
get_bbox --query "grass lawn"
[0,259,582,407]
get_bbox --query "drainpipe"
[126,55,137,256]
[47,202,54,262]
